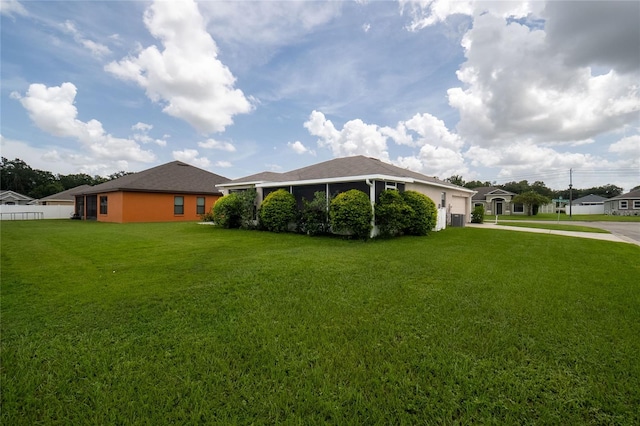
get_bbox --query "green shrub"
[211,190,257,229]
[375,190,413,237]
[259,189,297,233]
[401,190,437,236]
[471,205,484,223]
[298,191,330,236]
[330,189,373,240]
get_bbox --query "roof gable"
[572,194,607,204]
[79,161,230,195]
[610,188,640,200]
[471,186,516,200]
[0,190,33,202]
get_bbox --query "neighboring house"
[36,185,91,206]
[74,161,229,223]
[567,194,606,215]
[0,190,33,205]
[471,187,525,215]
[219,155,475,226]
[604,189,640,216]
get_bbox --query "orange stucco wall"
[96,191,221,223]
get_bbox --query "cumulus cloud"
[198,138,236,152]
[14,82,156,163]
[172,149,210,168]
[446,7,640,147]
[304,111,390,161]
[215,160,232,168]
[131,122,166,146]
[287,141,314,155]
[609,135,640,157]
[105,0,252,134]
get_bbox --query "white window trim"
[633,200,640,209]
[619,200,628,209]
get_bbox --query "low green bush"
[259,189,297,233]
[375,190,413,237]
[212,193,242,228]
[471,205,485,223]
[298,191,330,236]
[402,190,437,236]
[330,189,372,240]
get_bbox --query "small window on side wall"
[634,200,640,209]
[99,196,108,215]
[174,196,184,215]
[196,197,205,215]
[619,200,628,209]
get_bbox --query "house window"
[619,200,628,209]
[196,197,205,215]
[385,182,398,190]
[513,203,524,213]
[174,196,184,215]
[441,192,446,209]
[99,196,108,215]
[634,200,640,209]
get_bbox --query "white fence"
[0,205,74,220]
[566,205,604,215]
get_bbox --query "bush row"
[207,188,437,239]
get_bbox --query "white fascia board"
[217,181,264,188]
[256,174,415,188]
[413,179,476,194]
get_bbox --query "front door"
[496,201,503,215]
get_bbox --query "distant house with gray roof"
[604,189,640,216]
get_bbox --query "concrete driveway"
[468,220,640,246]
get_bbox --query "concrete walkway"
[466,222,640,246]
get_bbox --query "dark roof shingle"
[78,161,229,195]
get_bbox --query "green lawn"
[2,221,639,424]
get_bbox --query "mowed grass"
[486,213,640,222]
[2,221,639,424]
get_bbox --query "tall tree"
[446,175,465,187]
[512,191,551,216]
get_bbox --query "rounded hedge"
[212,193,242,228]
[258,189,297,233]
[401,190,437,236]
[375,190,413,237]
[330,189,372,239]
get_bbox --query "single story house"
[218,155,475,226]
[74,161,229,223]
[471,187,525,215]
[36,185,91,206]
[604,189,640,216]
[0,190,34,205]
[567,194,606,215]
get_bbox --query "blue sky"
[1,0,638,191]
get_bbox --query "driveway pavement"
[466,221,640,246]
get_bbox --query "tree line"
[0,157,132,199]
[445,175,627,200]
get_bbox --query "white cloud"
[446,9,640,147]
[131,122,166,146]
[215,161,232,168]
[15,82,156,163]
[304,110,390,161]
[62,20,111,58]
[198,138,236,152]
[609,135,640,157]
[0,0,28,18]
[105,0,252,134]
[132,122,152,132]
[288,141,314,155]
[172,149,210,168]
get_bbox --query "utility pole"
[569,168,573,218]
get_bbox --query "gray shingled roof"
[610,189,640,200]
[78,161,230,195]
[226,156,470,191]
[39,185,91,202]
[572,194,607,204]
[471,186,516,201]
